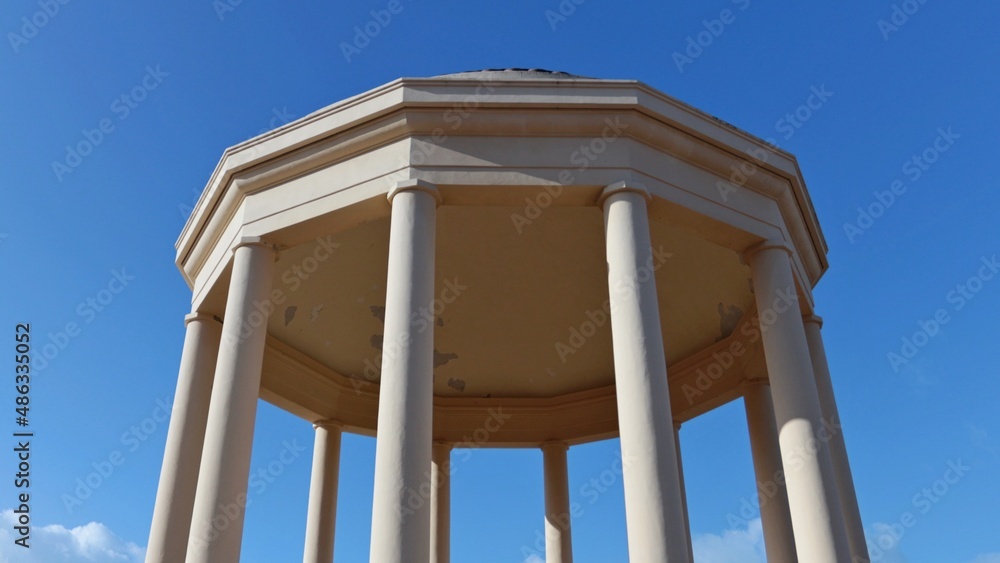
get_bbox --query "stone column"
[542,442,573,563]
[369,179,440,563]
[600,181,690,563]
[743,380,798,563]
[744,241,850,563]
[303,421,343,563]
[673,424,694,561]
[430,442,451,563]
[803,316,868,562]
[187,237,277,563]
[145,313,222,563]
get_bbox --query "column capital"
[313,419,344,430]
[598,180,651,206]
[672,421,682,432]
[232,236,278,254]
[743,239,792,263]
[183,312,222,326]
[743,377,770,391]
[389,179,442,206]
[433,440,453,450]
[802,314,824,328]
[541,440,569,453]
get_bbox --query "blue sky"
[1,1,998,561]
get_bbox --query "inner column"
[303,420,343,563]
[542,442,573,563]
[744,380,798,562]
[430,442,451,563]
[802,315,868,561]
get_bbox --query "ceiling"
[265,204,754,399]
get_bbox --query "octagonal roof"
[435,68,591,80]
[174,70,830,441]
[178,72,827,288]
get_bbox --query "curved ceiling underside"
[266,205,754,399]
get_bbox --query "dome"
[434,67,591,80]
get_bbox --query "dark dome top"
[434,68,590,80]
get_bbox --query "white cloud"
[0,510,144,562]
[692,518,766,563]
[899,356,939,388]
[967,422,998,460]
[522,556,545,563]
[968,554,1000,563]
[865,522,909,563]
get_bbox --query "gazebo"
[145,69,866,563]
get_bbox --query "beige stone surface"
[147,70,861,563]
